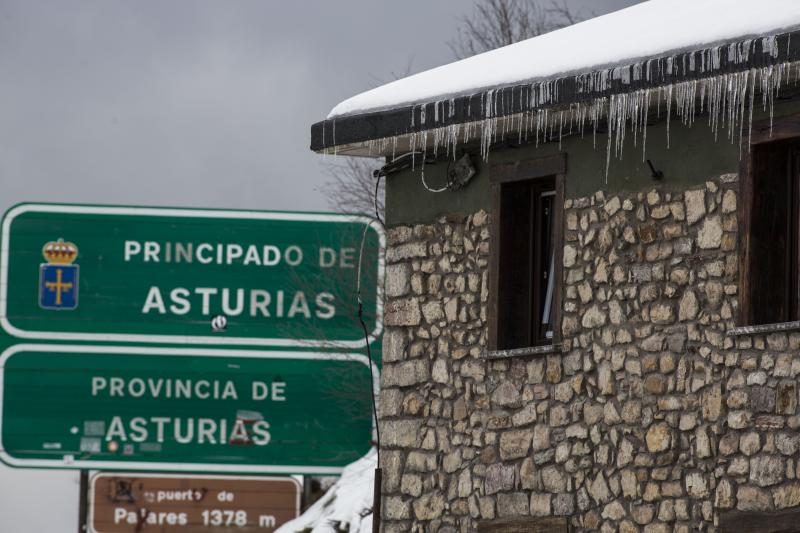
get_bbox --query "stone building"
[311,1,800,531]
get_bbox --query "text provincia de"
[92,376,285,447]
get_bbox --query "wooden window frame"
[720,508,800,532]
[738,112,800,326]
[488,153,566,352]
[478,517,570,533]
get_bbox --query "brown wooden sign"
[89,473,300,532]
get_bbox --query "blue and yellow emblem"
[39,239,79,310]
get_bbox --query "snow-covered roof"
[311,0,800,156]
[329,0,800,118]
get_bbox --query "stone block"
[401,474,422,497]
[381,419,421,448]
[384,496,411,520]
[773,482,800,509]
[685,471,709,498]
[530,493,551,516]
[740,432,761,456]
[715,478,735,509]
[602,500,627,520]
[499,430,533,460]
[541,465,567,493]
[646,423,671,453]
[736,486,772,511]
[750,386,776,413]
[385,263,411,297]
[588,472,611,504]
[496,492,529,517]
[413,492,445,520]
[383,359,429,388]
[385,297,421,326]
[685,189,706,225]
[697,216,722,249]
[777,381,797,415]
[491,380,521,408]
[484,464,515,495]
[750,455,785,487]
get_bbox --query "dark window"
[495,176,557,349]
[746,138,800,325]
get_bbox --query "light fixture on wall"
[447,153,477,190]
[647,159,664,180]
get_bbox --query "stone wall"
[378,174,800,532]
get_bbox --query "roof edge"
[311,30,800,155]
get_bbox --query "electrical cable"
[355,171,387,533]
[358,301,380,459]
[356,222,380,466]
[356,217,381,465]
[420,170,449,193]
[374,174,384,226]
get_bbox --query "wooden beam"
[490,154,567,184]
[738,131,754,326]
[719,508,800,532]
[487,183,501,351]
[478,517,569,533]
[553,173,565,344]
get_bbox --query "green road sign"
[0,344,376,473]
[0,203,384,473]
[1,204,384,348]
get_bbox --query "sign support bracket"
[78,469,88,533]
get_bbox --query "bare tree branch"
[321,2,592,221]
[449,0,591,60]
[322,59,416,221]
[319,157,385,219]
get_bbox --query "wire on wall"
[355,173,386,533]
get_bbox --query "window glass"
[496,177,557,349]
[747,139,800,325]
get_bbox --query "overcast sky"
[0,1,640,531]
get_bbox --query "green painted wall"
[386,98,800,226]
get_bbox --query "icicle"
[763,35,779,59]
[605,95,614,183]
[665,85,673,149]
[642,88,651,162]
[325,33,798,182]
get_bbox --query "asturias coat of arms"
[39,238,79,310]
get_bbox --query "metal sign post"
[79,470,89,533]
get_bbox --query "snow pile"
[275,449,376,533]
[329,0,800,118]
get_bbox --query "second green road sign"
[0,204,383,473]
[0,344,375,473]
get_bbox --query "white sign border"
[0,344,379,474]
[88,471,302,533]
[0,203,385,348]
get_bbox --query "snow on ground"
[276,449,376,533]
[328,0,800,118]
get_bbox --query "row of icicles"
[323,35,798,181]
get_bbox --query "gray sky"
[0,1,640,531]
